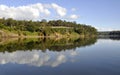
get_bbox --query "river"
[0,37,120,75]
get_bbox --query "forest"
[0,18,97,37]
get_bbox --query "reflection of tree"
[109,36,120,40]
[98,36,120,40]
[0,37,97,53]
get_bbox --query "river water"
[0,37,120,75]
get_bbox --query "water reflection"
[98,36,120,40]
[0,37,97,52]
[0,50,78,67]
[0,37,97,67]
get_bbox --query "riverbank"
[0,19,97,38]
[0,29,96,39]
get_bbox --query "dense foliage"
[0,18,97,37]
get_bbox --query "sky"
[0,0,120,31]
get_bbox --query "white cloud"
[51,3,67,17]
[0,3,51,20]
[69,14,79,19]
[0,3,79,20]
[71,8,76,11]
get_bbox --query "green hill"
[0,18,97,38]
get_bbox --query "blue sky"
[0,0,120,31]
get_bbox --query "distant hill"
[98,31,120,36]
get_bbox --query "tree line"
[0,18,97,37]
[98,31,120,36]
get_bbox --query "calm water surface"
[0,37,120,75]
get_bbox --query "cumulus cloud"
[0,3,79,20]
[0,3,51,20]
[51,3,67,17]
[69,14,79,19]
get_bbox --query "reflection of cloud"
[70,51,77,56]
[51,54,66,67]
[0,50,79,67]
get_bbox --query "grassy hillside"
[0,18,97,38]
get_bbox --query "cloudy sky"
[0,0,120,31]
